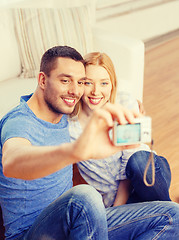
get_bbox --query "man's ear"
[38,72,46,90]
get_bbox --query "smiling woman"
[82,64,112,110]
[69,51,172,208]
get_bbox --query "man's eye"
[78,81,84,85]
[61,79,69,84]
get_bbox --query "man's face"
[43,57,86,115]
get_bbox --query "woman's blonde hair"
[71,52,118,117]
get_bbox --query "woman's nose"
[91,84,100,95]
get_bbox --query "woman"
[69,52,171,207]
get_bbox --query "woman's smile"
[88,97,103,105]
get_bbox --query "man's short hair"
[40,46,84,76]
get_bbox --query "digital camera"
[113,116,152,146]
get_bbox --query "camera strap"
[143,139,155,187]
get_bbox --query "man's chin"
[62,106,75,115]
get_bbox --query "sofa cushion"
[0,10,21,82]
[11,6,94,78]
[0,77,37,119]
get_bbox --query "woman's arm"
[113,179,131,206]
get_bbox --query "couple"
[0,46,178,240]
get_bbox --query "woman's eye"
[101,82,108,86]
[84,81,92,86]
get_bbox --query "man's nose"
[68,82,79,95]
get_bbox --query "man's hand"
[73,103,140,161]
[2,103,140,180]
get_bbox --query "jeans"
[107,200,179,239]
[19,185,179,240]
[126,151,171,203]
[21,185,108,240]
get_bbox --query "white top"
[69,92,150,207]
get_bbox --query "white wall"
[96,0,179,41]
[2,0,179,42]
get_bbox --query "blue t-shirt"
[0,94,73,240]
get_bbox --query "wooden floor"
[143,37,179,203]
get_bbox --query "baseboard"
[96,0,178,21]
[144,29,179,50]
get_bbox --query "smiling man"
[0,46,179,240]
[0,46,109,240]
[1,46,124,240]
[28,50,86,123]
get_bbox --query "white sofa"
[0,0,145,120]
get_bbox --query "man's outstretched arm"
[2,103,139,180]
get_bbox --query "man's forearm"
[2,103,140,180]
[2,138,81,180]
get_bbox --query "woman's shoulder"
[68,116,82,140]
[116,91,139,112]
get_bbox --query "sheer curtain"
[11,6,94,78]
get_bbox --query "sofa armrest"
[0,10,21,82]
[92,26,144,101]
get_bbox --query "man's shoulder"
[0,102,35,144]
[1,103,30,127]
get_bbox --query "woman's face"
[82,64,112,111]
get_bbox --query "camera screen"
[116,123,141,144]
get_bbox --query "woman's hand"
[137,100,146,115]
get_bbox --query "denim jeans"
[126,151,171,203]
[107,200,179,239]
[18,184,179,240]
[21,185,108,240]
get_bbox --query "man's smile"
[63,97,77,106]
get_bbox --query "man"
[0,46,179,240]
